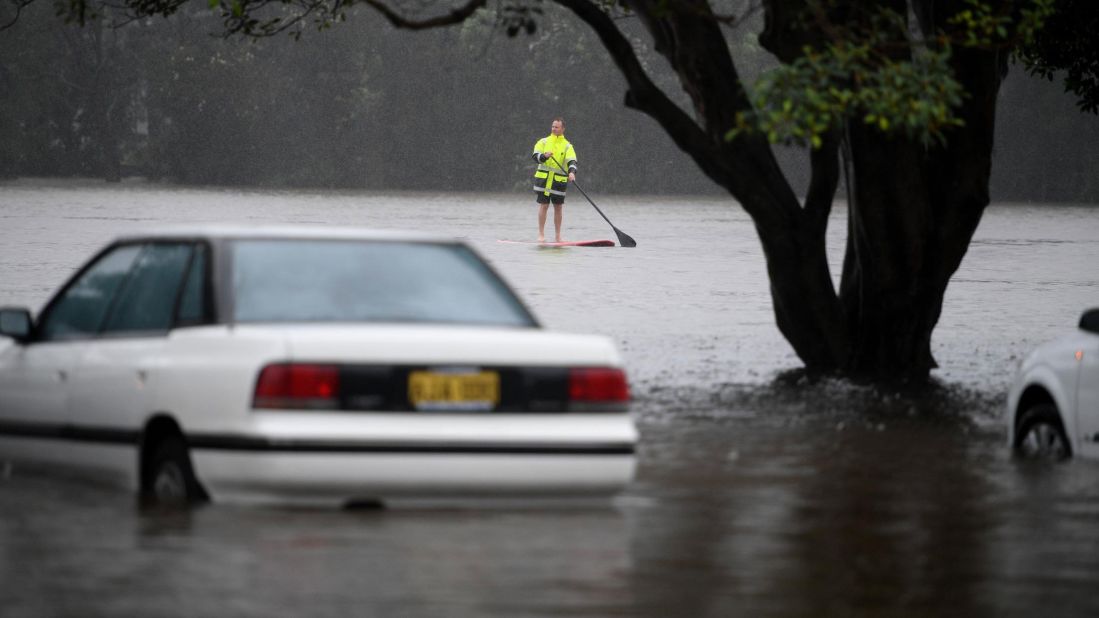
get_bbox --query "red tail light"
[253,363,340,410]
[569,367,630,404]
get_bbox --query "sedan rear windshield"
[230,239,536,327]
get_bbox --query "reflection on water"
[1,180,1099,616]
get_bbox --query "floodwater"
[1,179,1098,616]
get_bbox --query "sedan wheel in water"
[1015,403,1071,460]
[146,437,204,507]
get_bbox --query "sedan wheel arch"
[1015,400,1072,460]
[139,415,209,506]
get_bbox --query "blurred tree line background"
[1,2,1096,202]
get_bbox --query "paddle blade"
[615,228,637,248]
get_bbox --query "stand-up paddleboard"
[497,239,616,247]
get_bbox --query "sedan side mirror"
[1079,308,1099,334]
[0,307,33,343]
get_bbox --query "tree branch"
[221,0,335,37]
[622,0,801,226]
[804,127,841,231]
[1,0,35,31]
[551,0,724,180]
[363,0,488,30]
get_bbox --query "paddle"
[548,154,637,248]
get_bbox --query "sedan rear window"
[230,240,535,327]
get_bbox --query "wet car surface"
[1007,308,1099,459]
[0,226,636,506]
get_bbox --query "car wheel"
[1015,403,1071,460]
[146,436,204,507]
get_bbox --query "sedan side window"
[39,244,142,341]
[101,243,194,334]
[176,244,208,325]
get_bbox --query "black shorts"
[536,193,565,205]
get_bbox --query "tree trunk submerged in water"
[839,40,1005,383]
[840,126,943,381]
[760,132,851,373]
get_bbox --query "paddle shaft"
[570,180,614,227]
[547,153,637,247]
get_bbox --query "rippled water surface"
[1,179,1098,617]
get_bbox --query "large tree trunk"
[837,7,1006,383]
[840,127,941,381]
[763,0,1005,383]
[760,212,850,372]
[761,133,850,372]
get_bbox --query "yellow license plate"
[408,370,500,411]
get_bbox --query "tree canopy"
[1016,0,1099,113]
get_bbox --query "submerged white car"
[0,226,636,506]
[1007,308,1099,460]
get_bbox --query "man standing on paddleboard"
[531,118,577,243]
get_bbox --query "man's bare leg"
[553,203,564,242]
[537,203,549,242]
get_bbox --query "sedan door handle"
[57,370,67,382]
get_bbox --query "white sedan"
[1007,308,1099,459]
[0,226,637,507]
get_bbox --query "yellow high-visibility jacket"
[531,134,577,197]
